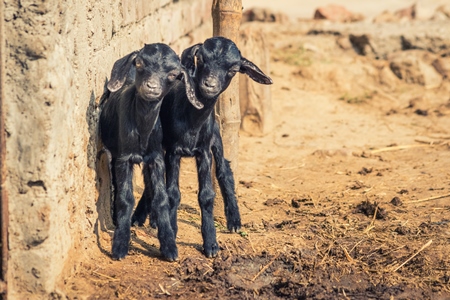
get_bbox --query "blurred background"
[242,0,448,19]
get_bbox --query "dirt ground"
[65,3,450,299]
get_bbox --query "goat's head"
[181,37,273,101]
[107,43,203,108]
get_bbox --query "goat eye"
[196,55,203,66]
[135,58,144,71]
[167,73,178,81]
[227,66,240,77]
[227,70,238,77]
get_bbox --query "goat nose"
[204,77,218,88]
[146,81,158,89]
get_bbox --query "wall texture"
[3,0,212,297]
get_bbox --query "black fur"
[99,43,200,261]
[133,37,273,258]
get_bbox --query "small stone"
[313,4,364,22]
[390,197,403,206]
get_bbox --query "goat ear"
[99,77,110,107]
[107,51,139,92]
[181,43,202,77]
[180,66,204,110]
[239,57,273,85]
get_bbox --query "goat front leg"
[111,158,135,260]
[211,125,241,232]
[165,152,181,237]
[196,150,219,258]
[149,151,178,261]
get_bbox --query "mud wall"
[3,0,212,297]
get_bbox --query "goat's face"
[195,38,241,99]
[106,44,187,102]
[133,44,182,101]
[181,37,273,102]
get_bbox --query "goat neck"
[139,100,162,149]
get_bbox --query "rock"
[436,4,450,18]
[242,7,290,23]
[373,4,416,23]
[432,57,450,79]
[336,36,353,50]
[313,4,364,23]
[399,35,450,54]
[305,21,450,59]
[373,10,399,23]
[435,99,450,116]
[374,3,442,21]
[379,63,401,89]
[408,96,431,113]
[394,4,416,20]
[349,34,377,57]
[390,197,403,206]
[415,2,444,19]
[430,10,449,21]
[389,50,442,88]
[311,149,350,157]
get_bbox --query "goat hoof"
[112,236,130,260]
[228,225,241,233]
[205,251,218,258]
[131,212,147,227]
[131,220,144,227]
[111,247,129,260]
[227,220,241,233]
[204,242,219,258]
[226,211,241,231]
[150,212,158,229]
[160,244,178,262]
[165,256,178,262]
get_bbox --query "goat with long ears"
[99,43,201,261]
[132,37,273,257]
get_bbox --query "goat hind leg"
[131,166,152,227]
[211,129,242,233]
[149,152,178,261]
[165,152,181,237]
[131,158,164,229]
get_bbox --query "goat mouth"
[199,86,221,98]
[141,90,164,100]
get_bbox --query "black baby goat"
[132,37,273,258]
[99,43,203,261]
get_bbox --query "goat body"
[133,37,273,257]
[99,43,201,261]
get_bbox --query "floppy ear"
[99,77,110,107]
[239,57,273,85]
[107,51,139,92]
[180,43,202,77]
[180,66,204,109]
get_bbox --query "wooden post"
[211,0,242,218]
